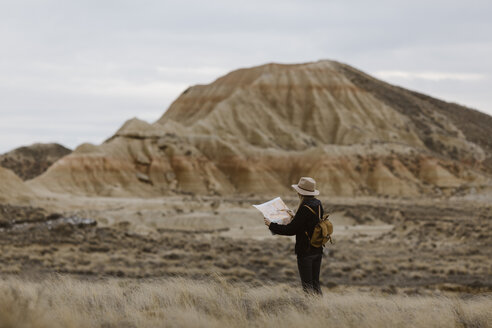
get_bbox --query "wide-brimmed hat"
[292,177,319,196]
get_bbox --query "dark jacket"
[269,197,324,257]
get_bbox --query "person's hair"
[297,194,314,208]
[298,193,314,199]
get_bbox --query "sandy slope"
[0,167,35,204]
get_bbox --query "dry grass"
[0,276,490,328]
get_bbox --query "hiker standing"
[264,177,324,295]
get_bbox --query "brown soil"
[1,197,490,294]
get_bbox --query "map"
[253,197,293,225]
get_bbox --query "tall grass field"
[0,276,490,328]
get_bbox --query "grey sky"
[1,0,491,153]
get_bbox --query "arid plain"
[1,61,491,327]
[1,192,491,294]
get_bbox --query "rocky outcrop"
[29,60,492,197]
[0,143,71,180]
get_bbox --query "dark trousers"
[297,253,322,295]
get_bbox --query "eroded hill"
[0,143,71,180]
[28,60,492,197]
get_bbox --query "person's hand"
[264,217,271,227]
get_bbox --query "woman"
[264,177,324,295]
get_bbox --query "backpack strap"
[303,204,316,216]
[303,204,321,221]
[303,204,322,244]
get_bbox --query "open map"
[253,197,293,225]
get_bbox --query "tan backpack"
[303,204,334,247]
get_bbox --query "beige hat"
[292,177,319,196]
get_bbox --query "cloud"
[375,71,486,82]
[0,0,491,153]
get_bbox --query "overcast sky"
[0,0,491,153]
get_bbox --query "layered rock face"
[0,143,71,180]
[29,61,492,197]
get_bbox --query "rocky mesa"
[28,60,492,197]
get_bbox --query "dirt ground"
[0,193,491,294]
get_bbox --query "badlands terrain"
[25,60,492,197]
[0,60,491,327]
